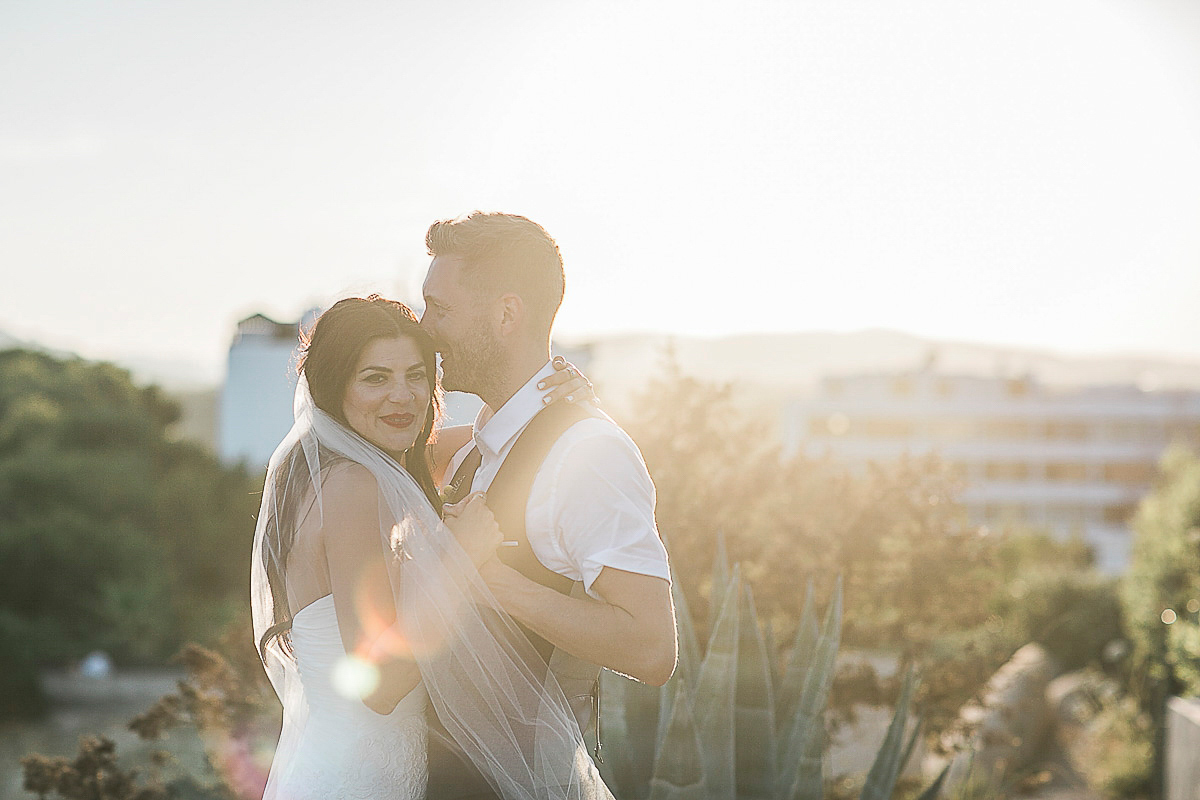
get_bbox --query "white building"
[217,313,306,468]
[784,370,1200,572]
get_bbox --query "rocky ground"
[1012,738,1102,800]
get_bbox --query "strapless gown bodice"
[268,594,428,800]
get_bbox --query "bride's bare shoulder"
[320,461,380,508]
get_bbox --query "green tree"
[0,349,260,717]
[1120,446,1200,797]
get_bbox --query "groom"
[420,212,677,799]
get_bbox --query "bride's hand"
[442,492,502,568]
[538,355,599,406]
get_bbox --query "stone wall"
[925,643,1058,793]
[1167,696,1200,800]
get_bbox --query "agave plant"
[594,538,948,800]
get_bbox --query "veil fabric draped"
[251,376,613,800]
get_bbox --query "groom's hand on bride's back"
[443,492,502,568]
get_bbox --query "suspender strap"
[441,401,599,659]
[487,402,598,596]
[443,446,482,506]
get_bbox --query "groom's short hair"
[425,212,565,334]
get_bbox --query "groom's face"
[421,255,500,394]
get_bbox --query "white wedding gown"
[269,594,428,800]
[256,377,616,800]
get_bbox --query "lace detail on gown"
[269,595,428,800]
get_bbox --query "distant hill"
[118,355,223,391]
[574,329,1200,414]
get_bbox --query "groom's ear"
[496,292,524,336]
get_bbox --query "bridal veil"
[251,376,613,800]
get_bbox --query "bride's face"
[341,336,431,459]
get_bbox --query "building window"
[928,418,974,440]
[985,462,1030,481]
[1107,421,1145,441]
[981,419,1032,440]
[863,417,915,438]
[1046,462,1089,482]
[1045,421,1089,441]
[1167,422,1200,446]
[1103,462,1156,486]
[1103,503,1137,525]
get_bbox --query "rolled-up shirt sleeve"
[544,422,671,598]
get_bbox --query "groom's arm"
[479,428,677,685]
[479,560,677,685]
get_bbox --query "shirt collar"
[474,360,557,457]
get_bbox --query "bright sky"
[2,0,1199,384]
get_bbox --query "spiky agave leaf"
[657,668,685,752]
[777,576,843,800]
[710,529,730,621]
[694,564,741,800]
[648,678,707,800]
[734,582,777,800]
[624,673,665,798]
[597,670,630,796]
[657,638,698,752]
[672,561,700,690]
[661,530,699,669]
[859,666,919,800]
[763,617,781,695]
[658,561,703,749]
[598,668,667,800]
[914,764,950,800]
[896,720,923,791]
[776,579,818,746]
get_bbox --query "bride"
[251,295,612,800]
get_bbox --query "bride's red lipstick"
[381,413,415,429]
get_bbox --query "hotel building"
[783,371,1200,572]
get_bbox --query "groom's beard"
[439,327,505,400]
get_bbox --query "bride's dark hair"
[259,295,443,660]
[297,294,442,504]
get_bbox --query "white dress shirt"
[449,361,670,598]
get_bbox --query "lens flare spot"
[1162,608,1178,625]
[333,655,380,699]
[1188,599,1200,614]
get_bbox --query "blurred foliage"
[0,348,260,716]
[1082,690,1155,800]
[21,735,170,800]
[22,624,277,800]
[625,360,1120,737]
[1118,446,1200,796]
[1122,447,1200,698]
